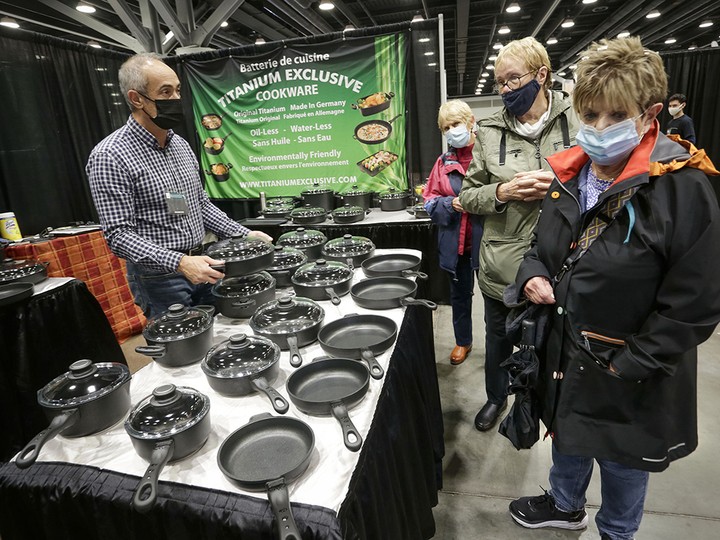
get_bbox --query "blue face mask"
[576,115,643,166]
[502,79,541,117]
[446,124,471,148]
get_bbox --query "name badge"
[165,192,189,215]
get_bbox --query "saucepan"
[217,413,315,540]
[126,384,211,513]
[350,91,395,116]
[15,360,132,469]
[291,259,353,306]
[204,162,233,182]
[205,234,275,277]
[202,133,231,155]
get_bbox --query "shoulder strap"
[560,113,570,149]
[499,129,507,166]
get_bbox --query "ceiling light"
[582,0,597,4]
[76,2,96,14]
[318,1,334,11]
[486,64,494,70]
[688,44,697,50]
[617,30,630,38]
[103,82,114,86]
[646,10,661,19]
[493,42,503,50]
[506,3,521,13]
[569,64,577,70]
[95,67,107,71]
[344,24,355,31]
[87,40,101,48]
[163,31,174,44]
[255,37,266,44]
[665,38,676,44]
[428,62,437,66]
[488,55,497,61]
[561,18,574,28]
[699,21,713,28]
[481,72,489,77]
[479,78,487,83]
[220,21,228,28]
[110,92,120,96]
[558,71,567,76]
[546,37,558,45]
[498,26,510,35]
[419,37,430,42]
[0,17,20,29]
[411,14,424,23]
[424,51,434,56]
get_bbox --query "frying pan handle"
[360,348,384,380]
[387,113,402,124]
[400,297,438,311]
[15,409,79,469]
[135,345,167,359]
[287,334,303,368]
[210,264,226,271]
[330,401,362,452]
[133,439,175,514]
[401,269,428,280]
[326,287,341,306]
[266,477,302,540]
[252,377,290,414]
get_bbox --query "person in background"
[423,100,483,365]
[666,93,696,144]
[87,53,271,319]
[458,37,578,431]
[508,37,720,540]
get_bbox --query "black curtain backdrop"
[0,28,129,235]
[662,48,720,202]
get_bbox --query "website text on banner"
[185,34,408,199]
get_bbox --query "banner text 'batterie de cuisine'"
[217,68,364,107]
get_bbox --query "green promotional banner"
[185,35,407,199]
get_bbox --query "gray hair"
[118,52,163,109]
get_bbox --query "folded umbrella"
[499,319,542,450]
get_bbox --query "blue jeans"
[447,254,474,347]
[549,444,649,540]
[126,262,215,319]
[481,293,511,405]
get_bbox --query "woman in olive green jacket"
[458,37,578,432]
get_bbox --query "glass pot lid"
[379,188,409,200]
[277,227,327,249]
[262,204,294,215]
[291,258,353,285]
[205,234,274,262]
[323,234,375,257]
[268,246,307,271]
[250,295,325,334]
[265,197,296,207]
[0,259,45,282]
[125,384,210,439]
[212,272,275,298]
[291,205,326,218]
[332,204,364,218]
[38,359,130,408]
[144,304,213,342]
[202,333,280,378]
[301,182,333,195]
[344,184,371,196]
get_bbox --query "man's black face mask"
[137,91,184,130]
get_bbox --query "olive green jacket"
[458,91,579,300]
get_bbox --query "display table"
[5,231,146,341]
[0,278,126,461]
[0,251,443,540]
[245,208,449,304]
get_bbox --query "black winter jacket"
[514,125,720,471]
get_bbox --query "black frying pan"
[217,413,314,540]
[361,253,427,279]
[200,112,225,130]
[202,133,232,155]
[351,277,437,311]
[286,357,369,452]
[317,314,397,380]
[353,114,402,145]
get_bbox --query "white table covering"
[23,249,422,513]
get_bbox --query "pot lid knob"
[230,233,244,242]
[315,259,327,266]
[296,227,306,234]
[343,234,352,240]
[277,295,294,310]
[274,245,284,252]
[228,334,250,349]
[68,359,97,379]
[151,384,181,406]
[167,303,187,318]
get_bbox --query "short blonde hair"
[495,37,552,90]
[573,37,667,115]
[438,99,473,130]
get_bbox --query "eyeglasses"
[493,70,537,93]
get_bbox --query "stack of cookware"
[0,257,49,307]
[13,246,440,539]
[276,227,327,261]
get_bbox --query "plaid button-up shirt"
[87,116,248,272]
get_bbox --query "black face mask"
[137,91,184,130]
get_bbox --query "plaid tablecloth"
[6,231,145,342]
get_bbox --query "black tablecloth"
[0,305,442,540]
[0,279,126,461]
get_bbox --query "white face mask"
[668,105,682,117]
[576,114,644,166]
[446,124,471,148]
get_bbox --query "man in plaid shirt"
[87,53,271,318]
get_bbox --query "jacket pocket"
[479,236,530,289]
[577,330,624,369]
